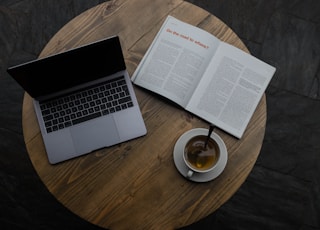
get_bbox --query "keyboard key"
[44,114,53,121]
[42,109,50,116]
[72,112,101,125]
[102,109,109,115]
[119,96,132,104]
[65,121,72,127]
[45,121,52,127]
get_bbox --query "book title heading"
[166,28,209,49]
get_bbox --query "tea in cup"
[183,135,220,178]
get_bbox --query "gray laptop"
[7,36,147,164]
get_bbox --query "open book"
[132,16,276,138]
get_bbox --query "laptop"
[7,36,147,164]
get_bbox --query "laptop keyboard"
[39,76,133,133]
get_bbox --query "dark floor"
[1,0,319,229]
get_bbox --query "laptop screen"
[7,36,126,98]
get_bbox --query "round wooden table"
[22,0,267,229]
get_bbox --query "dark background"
[1,0,319,229]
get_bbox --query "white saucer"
[173,128,228,182]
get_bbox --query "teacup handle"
[186,170,194,178]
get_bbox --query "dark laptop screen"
[7,36,126,98]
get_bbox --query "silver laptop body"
[7,36,147,164]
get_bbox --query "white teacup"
[183,134,220,178]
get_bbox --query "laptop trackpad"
[70,116,120,153]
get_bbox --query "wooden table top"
[22,0,267,229]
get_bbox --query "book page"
[132,16,220,107]
[186,42,276,138]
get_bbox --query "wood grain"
[22,0,266,229]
